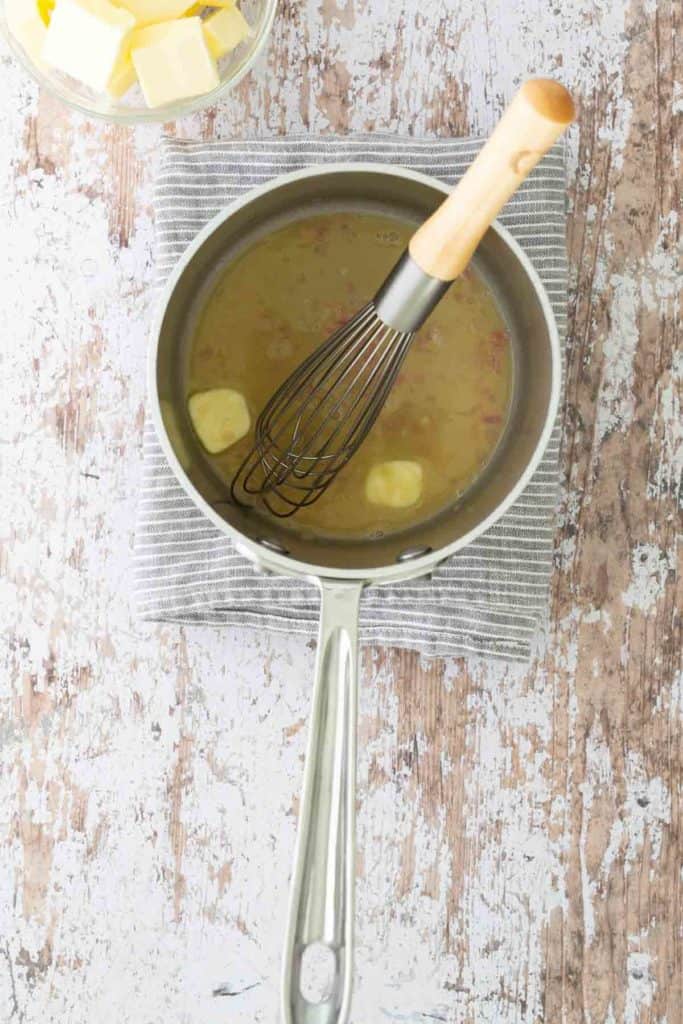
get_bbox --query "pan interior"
[156,169,555,572]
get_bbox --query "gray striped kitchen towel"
[135,135,567,660]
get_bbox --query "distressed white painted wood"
[0,1,680,1022]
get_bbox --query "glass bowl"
[0,0,278,124]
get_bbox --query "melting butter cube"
[365,460,423,509]
[116,0,194,27]
[188,388,250,454]
[42,0,135,92]
[131,16,219,108]
[6,0,48,65]
[203,4,249,60]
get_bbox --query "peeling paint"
[623,543,673,612]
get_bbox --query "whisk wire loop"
[231,299,415,517]
[259,319,399,471]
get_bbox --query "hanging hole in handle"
[299,943,337,1005]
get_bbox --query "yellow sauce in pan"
[186,211,512,538]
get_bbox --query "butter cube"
[42,0,135,92]
[116,0,194,27]
[131,16,219,107]
[6,0,48,64]
[128,18,178,47]
[107,53,137,97]
[365,460,423,508]
[203,4,249,60]
[188,388,251,454]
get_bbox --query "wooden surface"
[1,1,680,1022]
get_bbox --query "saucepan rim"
[147,162,561,585]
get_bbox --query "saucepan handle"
[281,579,363,1024]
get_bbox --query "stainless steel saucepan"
[148,163,560,1024]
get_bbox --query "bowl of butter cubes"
[1,0,277,122]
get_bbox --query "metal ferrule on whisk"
[373,250,452,333]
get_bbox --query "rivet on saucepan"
[396,545,433,563]
[258,537,290,556]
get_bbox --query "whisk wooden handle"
[408,79,575,282]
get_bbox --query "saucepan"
[148,150,561,1020]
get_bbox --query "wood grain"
[0,0,680,1021]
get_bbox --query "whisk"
[232,79,574,517]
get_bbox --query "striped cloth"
[135,136,567,660]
